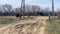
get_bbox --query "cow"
[37,12,44,16]
[16,13,22,19]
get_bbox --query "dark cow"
[16,13,19,17]
[16,13,22,19]
[37,12,44,16]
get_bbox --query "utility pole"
[21,0,25,19]
[52,0,55,19]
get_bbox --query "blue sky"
[0,0,60,11]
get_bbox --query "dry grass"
[45,18,60,34]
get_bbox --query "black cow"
[16,13,19,17]
[16,13,22,19]
[37,12,44,16]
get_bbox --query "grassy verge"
[0,17,17,25]
[45,19,60,34]
[0,16,35,25]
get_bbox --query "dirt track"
[0,16,48,34]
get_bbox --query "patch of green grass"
[0,18,17,24]
[0,16,35,25]
[45,19,60,34]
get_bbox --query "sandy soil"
[0,16,48,34]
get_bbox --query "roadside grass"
[0,16,17,25]
[0,18,17,25]
[0,16,36,25]
[45,18,60,34]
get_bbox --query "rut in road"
[0,17,48,34]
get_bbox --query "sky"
[0,0,60,11]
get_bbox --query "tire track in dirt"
[34,17,48,34]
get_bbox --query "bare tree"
[32,5,40,16]
[52,0,55,19]
[25,5,32,18]
[21,0,25,19]
[2,4,12,16]
[57,9,60,20]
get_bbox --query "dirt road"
[0,16,48,34]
